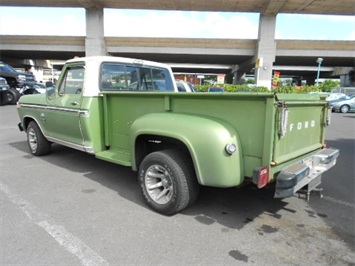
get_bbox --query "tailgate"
[273,94,328,164]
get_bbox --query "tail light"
[323,141,328,148]
[252,166,269,188]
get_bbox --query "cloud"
[346,30,355,40]
[309,14,355,22]
[0,7,352,41]
[0,7,85,36]
[276,13,355,40]
[281,13,355,23]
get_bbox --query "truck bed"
[100,91,329,181]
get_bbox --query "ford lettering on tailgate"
[273,106,324,164]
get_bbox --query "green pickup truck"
[17,56,339,215]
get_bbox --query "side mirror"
[46,86,56,99]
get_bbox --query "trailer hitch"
[297,186,324,202]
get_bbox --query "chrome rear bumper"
[274,148,339,198]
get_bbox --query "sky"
[0,7,354,40]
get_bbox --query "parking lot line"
[0,182,109,266]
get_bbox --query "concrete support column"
[305,76,316,85]
[225,73,233,84]
[85,7,107,56]
[334,67,355,87]
[232,71,246,84]
[255,15,276,89]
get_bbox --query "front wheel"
[27,121,51,156]
[340,105,350,113]
[139,150,199,215]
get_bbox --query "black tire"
[27,121,51,156]
[340,105,350,113]
[0,91,10,106]
[139,149,199,215]
[7,88,21,105]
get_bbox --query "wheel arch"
[130,113,244,187]
[21,116,44,134]
[5,77,17,88]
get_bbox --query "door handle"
[71,101,79,106]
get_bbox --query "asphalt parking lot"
[1,104,354,265]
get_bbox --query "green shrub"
[194,80,339,94]
[195,84,269,92]
[318,80,340,92]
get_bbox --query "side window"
[126,66,139,90]
[59,66,84,95]
[137,67,174,91]
[139,67,153,91]
[152,68,174,91]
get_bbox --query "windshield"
[340,95,355,100]
[0,63,17,73]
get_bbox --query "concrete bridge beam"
[85,7,107,56]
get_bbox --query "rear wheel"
[139,149,199,215]
[27,121,51,156]
[340,105,350,113]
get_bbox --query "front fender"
[130,113,244,187]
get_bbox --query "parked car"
[0,61,37,89]
[326,93,347,101]
[208,86,225,92]
[309,92,346,103]
[0,77,10,106]
[331,87,355,95]
[0,61,37,104]
[175,80,197,92]
[330,94,355,113]
[22,83,47,94]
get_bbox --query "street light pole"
[316,58,323,86]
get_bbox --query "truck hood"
[18,93,47,105]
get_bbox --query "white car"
[175,80,197,92]
[326,93,346,101]
[33,83,47,94]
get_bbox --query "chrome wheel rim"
[28,128,37,152]
[145,164,173,205]
[7,93,13,102]
[341,105,349,113]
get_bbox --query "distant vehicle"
[330,94,355,113]
[331,87,355,95]
[175,80,197,92]
[308,92,346,102]
[326,93,347,102]
[31,83,47,94]
[208,86,225,92]
[0,61,37,89]
[0,61,37,104]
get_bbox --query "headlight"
[17,75,26,81]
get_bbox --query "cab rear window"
[100,63,173,92]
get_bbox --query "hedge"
[195,83,339,94]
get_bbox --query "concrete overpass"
[1,0,354,87]
[1,35,354,85]
[2,0,354,15]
